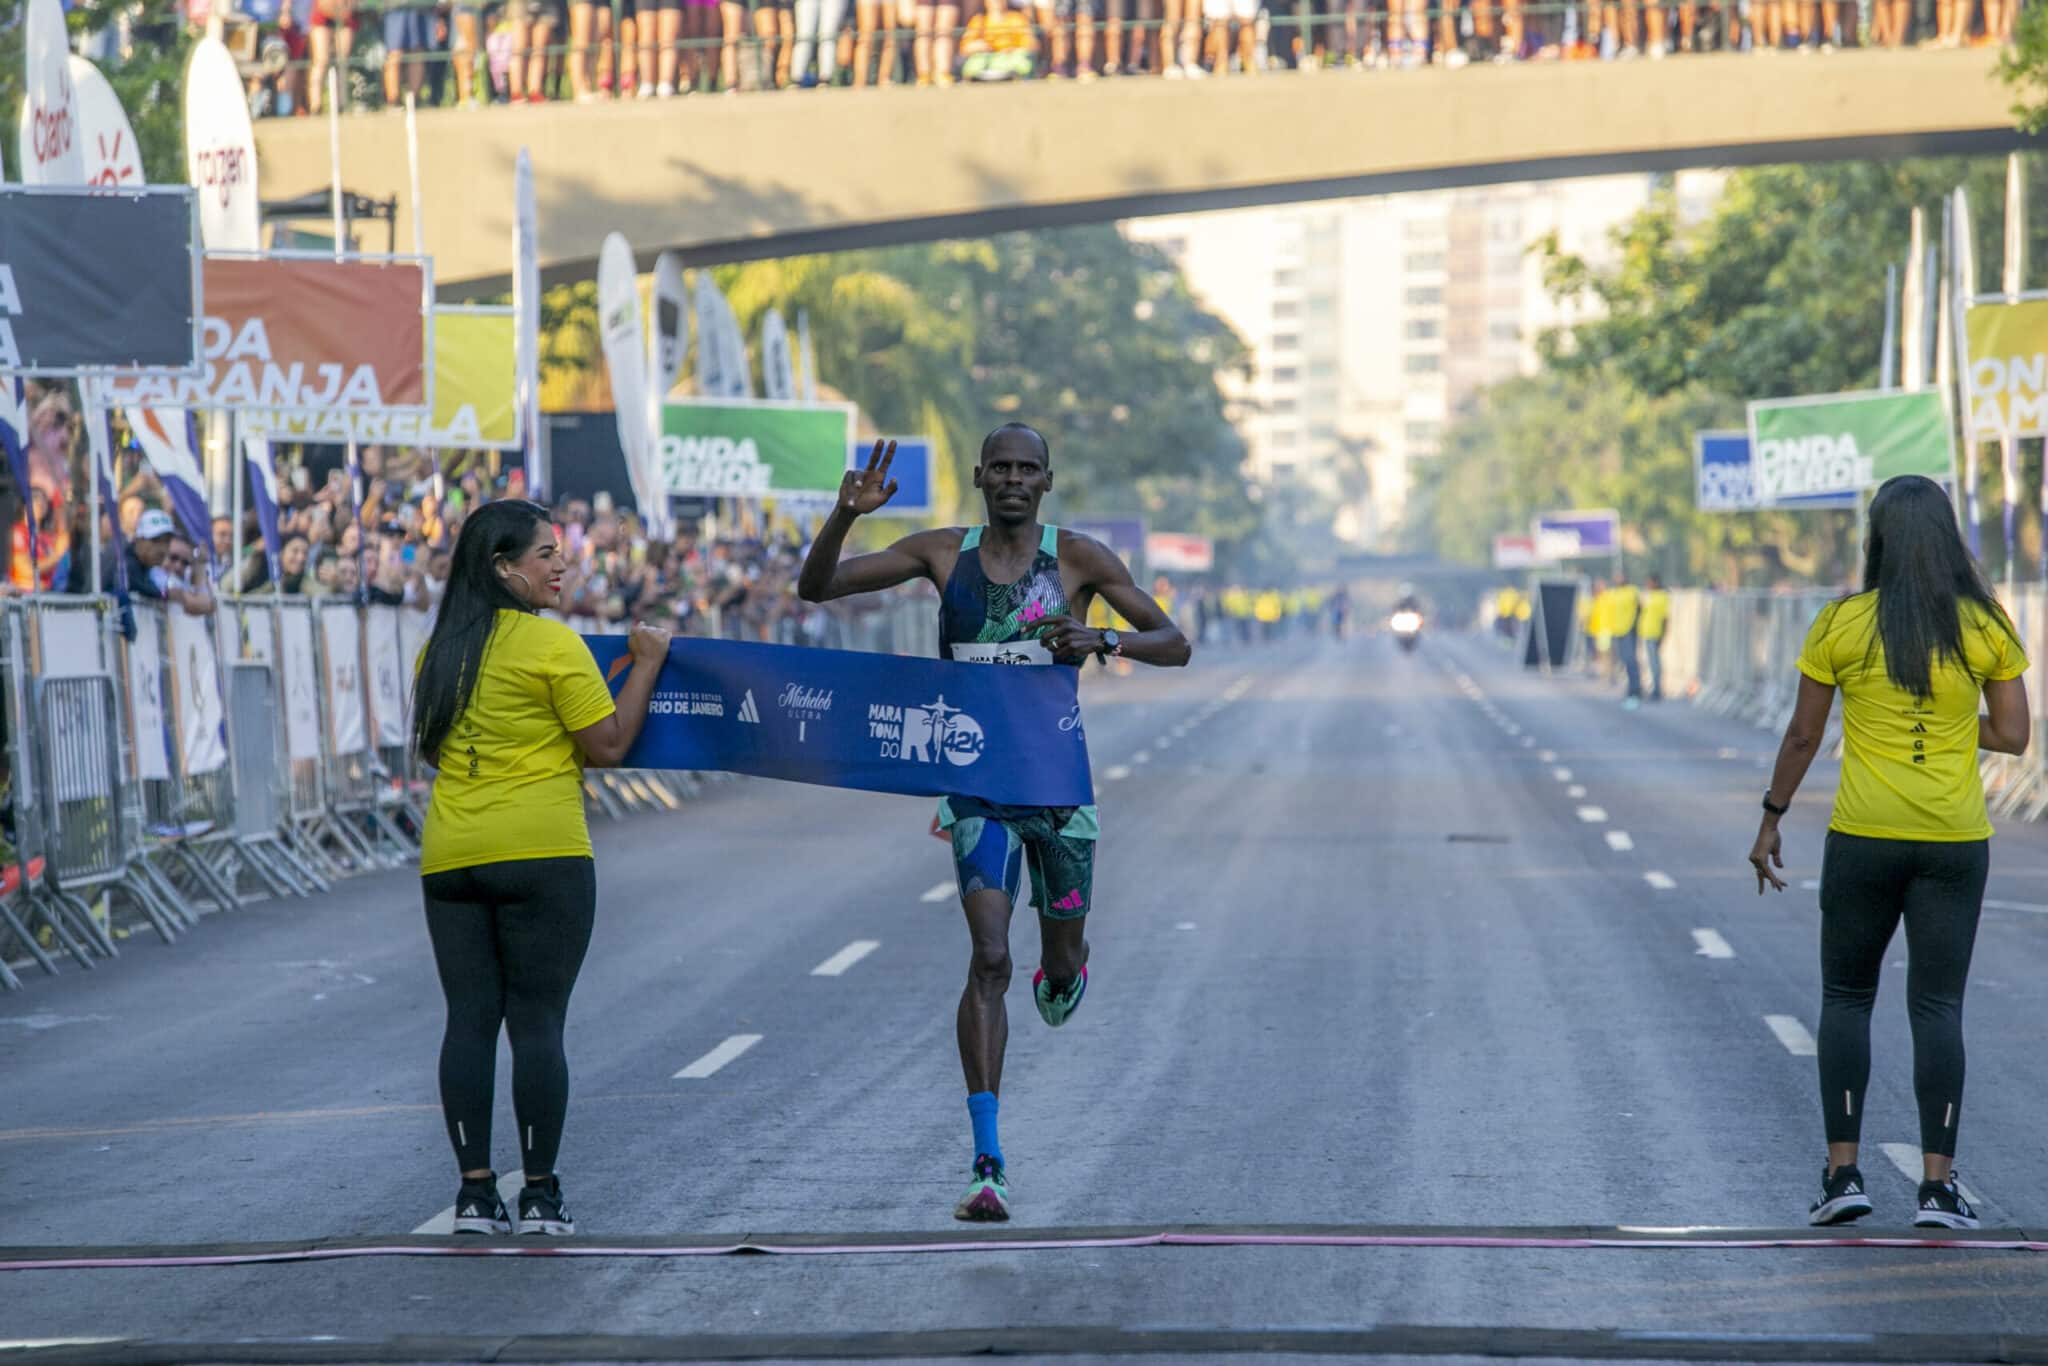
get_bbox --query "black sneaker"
[452,1177,511,1236]
[516,1175,576,1236]
[1808,1163,1873,1226]
[1914,1175,1980,1230]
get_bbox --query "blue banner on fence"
[851,438,933,518]
[582,636,1095,807]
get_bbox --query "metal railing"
[0,589,937,988]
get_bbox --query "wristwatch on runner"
[1098,629,1123,659]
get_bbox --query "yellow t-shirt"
[1607,583,1641,636]
[420,610,618,875]
[1640,589,1670,641]
[1796,591,2028,843]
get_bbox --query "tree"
[2001,5,2048,134]
[0,4,192,184]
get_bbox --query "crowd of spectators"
[0,395,924,646]
[169,0,2020,112]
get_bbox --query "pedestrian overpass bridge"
[253,46,2030,292]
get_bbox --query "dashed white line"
[1879,1143,1984,1206]
[1154,738,1173,752]
[1765,1015,1818,1057]
[1539,750,1557,763]
[1520,737,1536,749]
[1692,929,1735,959]
[1104,765,1132,782]
[1135,751,1152,765]
[1175,921,1198,931]
[810,941,881,978]
[1718,747,1742,760]
[1504,725,1522,737]
[1605,830,1635,852]
[1552,768,1573,782]
[1985,898,2048,914]
[1567,785,1587,799]
[674,1034,763,1079]
[1644,871,1677,891]
[1577,806,1608,824]
[416,1171,524,1235]
[920,882,955,904]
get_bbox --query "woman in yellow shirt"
[411,500,670,1237]
[1750,476,2030,1232]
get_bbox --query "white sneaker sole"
[1808,1194,1873,1226]
[451,1215,512,1235]
[516,1217,576,1236]
[1913,1209,1980,1230]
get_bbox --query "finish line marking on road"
[674,1035,762,1080]
[810,942,881,978]
[1765,1015,1818,1057]
[920,883,954,904]
[1692,929,1735,960]
[1605,831,1634,852]
[1879,1143,1984,1207]
[1644,871,1676,891]
[11,1224,2048,1273]
[414,1171,524,1237]
[1576,807,1608,823]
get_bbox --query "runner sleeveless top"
[936,525,1099,836]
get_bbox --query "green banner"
[657,400,855,498]
[1746,390,1954,502]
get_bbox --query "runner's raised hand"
[837,440,899,517]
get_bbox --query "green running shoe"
[953,1155,1011,1222]
[1033,964,1088,1027]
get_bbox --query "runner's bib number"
[951,640,1054,666]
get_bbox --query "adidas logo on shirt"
[738,691,761,724]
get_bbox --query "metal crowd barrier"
[0,590,940,988]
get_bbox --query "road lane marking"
[1605,831,1634,852]
[1175,921,1197,931]
[1577,807,1608,823]
[811,941,881,977]
[1104,766,1132,782]
[1879,1143,1984,1206]
[1765,1015,1817,1056]
[1645,871,1676,890]
[1539,750,1557,763]
[1985,898,2048,913]
[674,1034,763,1079]
[1504,725,1521,737]
[1521,737,1536,748]
[1135,751,1152,765]
[416,1171,524,1235]
[1692,929,1734,959]
[1567,785,1587,799]
[921,882,955,904]
[1552,768,1573,782]
[1155,738,1172,751]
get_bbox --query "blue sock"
[967,1092,1002,1166]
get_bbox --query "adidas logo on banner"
[738,691,761,724]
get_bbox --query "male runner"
[798,423,1190,1222]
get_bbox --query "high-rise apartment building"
[1124,172,1722,550]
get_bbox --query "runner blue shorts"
[949,809,1096,920]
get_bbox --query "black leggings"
[1817,832,1987,1158]
[422,856,597,1178]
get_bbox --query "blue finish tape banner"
[583,636,1094,807]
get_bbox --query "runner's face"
[500,527,565,610]
[976,439,1051,527]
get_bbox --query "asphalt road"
[14,627,2048,1361]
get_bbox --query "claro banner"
[658,399,855,498]
[1964,299,2048,439]
[1745,390,1953,500]
[240,307,516,449]
[102,255,429,413]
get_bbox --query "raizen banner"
[583,636,1094,807]
[1964,300,2048,439]
[101,255,429,413]
[0,188,201,373]
[1746,390,1953,500]
[1695,430,1858,512]
[240,308,518,449]
[1533,510,1619,560]
[658,399,855,498]
[183,37,261,252]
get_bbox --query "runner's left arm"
[1037,537,1191,668]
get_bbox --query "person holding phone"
[412,500,672,1236]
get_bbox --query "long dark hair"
[1860,475,2014,702]
[411,500,551,763]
